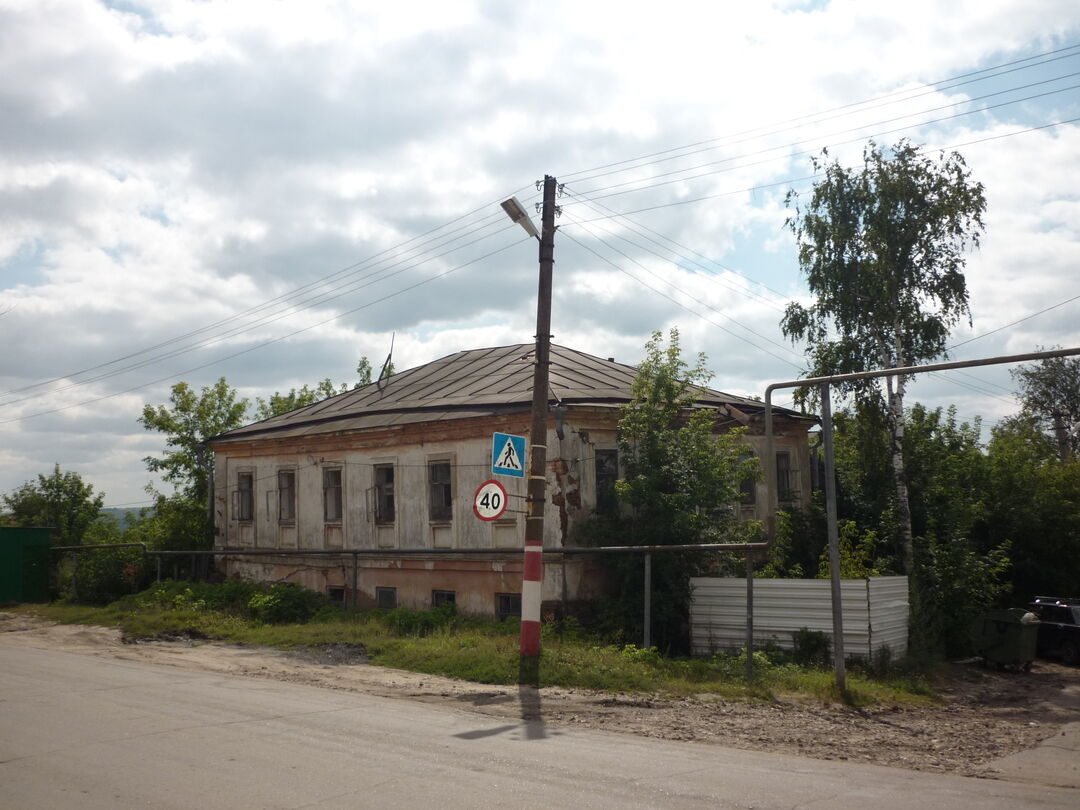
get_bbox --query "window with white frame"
[323,467,343,523]
[428,460,452,522]
[278,469,296,522]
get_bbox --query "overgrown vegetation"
[582,329,760,654]
[14,581,933,706]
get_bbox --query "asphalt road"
[0,645,1076,809]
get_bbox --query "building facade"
[209,344,815,616]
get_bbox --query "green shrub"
[70,546,149,605]
[247,583,326,624]
[378,604,457,636]
[791,628,831,667]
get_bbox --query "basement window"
[496,592,521,621]
[432,589,456,608]
[375,586,397,610]
[327,587,346,606]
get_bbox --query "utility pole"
[519,175,557,684]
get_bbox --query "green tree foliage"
[1012,352,1080,461]
[763,403,1012,659]
[254,378,344,420]
[1,464,104,545]
[252,355,394,419]
[139,378,249,547]
[590,330,760,652]
[985,414,1080,599]
[782,140,986,573]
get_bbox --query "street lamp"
[500,196,540,239]
[501,178,557,685]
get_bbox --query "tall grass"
[12,582,933,705]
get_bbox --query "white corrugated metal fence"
[689,576,908,658]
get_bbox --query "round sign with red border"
[473,479,509,521]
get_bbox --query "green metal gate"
[0,527,52,603]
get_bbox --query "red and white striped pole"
[519,174,557,675]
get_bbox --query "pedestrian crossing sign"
[491,432,527,478]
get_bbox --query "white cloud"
[0,0,1078,502]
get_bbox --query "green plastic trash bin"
[972,608,1040,672]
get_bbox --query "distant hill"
[100,506,152,531]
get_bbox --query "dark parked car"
[1029,596,1080,665]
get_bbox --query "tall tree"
[140,378,249,545]
[1012,352,1080,461]
[782,140,986,573]
[601,329,759,651]
[2,464,104,545]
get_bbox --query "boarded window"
[374,464,395,524]
[595,449,619,514]
[432,589,456,608]
[375,586,397,609]
[496,592,521,621]
[429,461,452,522]
[323,468,343,522]
[236,472,254,522]
[278,469,296,522]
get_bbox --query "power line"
[1,238,528,424]
[563,117,1080,224]
[559,219,804,372]
[558,201,801,358]
[564,83,1080,206]
[560,186,791,309]
[558,42,1080,184]
[0,215,522,409]
[0,188,539,402]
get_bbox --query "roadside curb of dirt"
[983,720,1080,789]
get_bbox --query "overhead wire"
[559,214,804,373]
[559,42,1080,184]
[566,67,1080,195]
[564,83,1080,206]
[0,187,539,402]
[0,209,527,408]
[558,193,801,359]
[1,236,529,424]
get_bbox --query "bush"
[70,546,149,605]
[791,628,831,667]
[378,604,457,636]
[247,583,326,624]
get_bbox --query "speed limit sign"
[473,479,509,521]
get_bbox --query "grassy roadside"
[10,582,934,707]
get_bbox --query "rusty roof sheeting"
[212,344,800,444]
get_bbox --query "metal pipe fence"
[49,541,766,653]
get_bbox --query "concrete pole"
[519,175,557,683]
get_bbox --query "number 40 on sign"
[473,479,509,521]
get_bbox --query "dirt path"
[2,612,1077,777]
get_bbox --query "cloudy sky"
[1,0,1079,507]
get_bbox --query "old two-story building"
[208,344,815,617]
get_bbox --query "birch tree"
[782,140,986,573]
